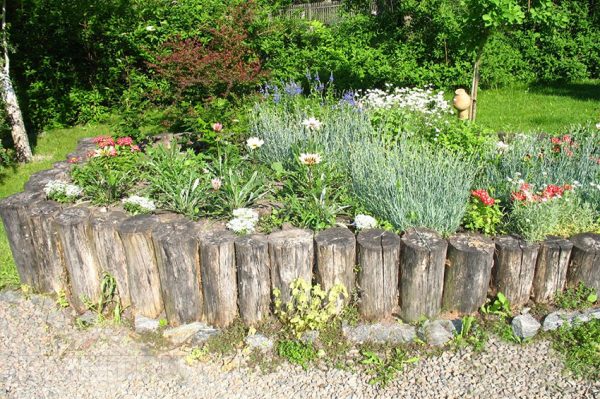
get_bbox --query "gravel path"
[1,290,598,399]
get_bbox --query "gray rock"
[245,334,274,352]
[163,322,207,345]
[542,311,576,331]
[342,322,416,344]
[189,324,220,345]
[77,310,97,326]
[418,320,456,346]
[134,315,160,333]
[512,314,541,339]
[0,290,21,304]
[584,308,600,320]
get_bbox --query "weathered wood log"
[357,229,400,321]
[118,215,163,318]
[315,227,356,294]
[53,207,101,313]
[235,234,271,325]
[442,233,494,314]
[400,228,447,322]
[492,235,539,308]
[90,210,131,308]
[153,219,203,326]
[532,237,573,303]
[24,168,69,193]
[200,230,238,328]
[0,191,44,288]
[567,233,600,294]
[28,200,66,293]
[268,228,314,303]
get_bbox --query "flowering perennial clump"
[227,208,259,234]
[44,180,83,203]
[88,136,140,158]
[358,85,451,116]
[471,189,496,206]
[511,183,574,203]
[122,195,156,215]
[354,214,377,230]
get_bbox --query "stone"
[542,311,577,331]
[342,322,416,345]
[418,320,456,346]
[77,310,97,326]
[512,314,541,339]
[244,333,274,352]
[134,315,160,333]
[300,330,319,344]
[163,322,207,345]
[189,324,220,345]
[584,308,600,320]
[0,290,21,304]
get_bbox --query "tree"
[1,0,32,162]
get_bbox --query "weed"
[480,292,512,319]
[360,348,419,387]
[20,284,32,299]
[158,318,168,328]
[81,272,123,324]
[551,319,600,380]
[185,346,209,365]
[204,319,246,356]
[318,320,352,367]
[453,316,489,352]
[56,290,70,308]
[554,283,598,310]
[490,319,522,344]
[277,340,317,370]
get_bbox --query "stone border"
[1,138,599,327]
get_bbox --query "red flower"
[93,136,115,148]
[550,137,561,144]
[67,157,81,164]
[562,135,572,143]
[116,137,133,146]
[519,183,531,192]
[471,189,495,206]
[511,191,527,202]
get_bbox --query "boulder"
[417,320,456,346]
[512,314,541,339]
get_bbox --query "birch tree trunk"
[1,0,32,163]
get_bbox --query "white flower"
[596,122,600,130]
[354,214,377,230]
[64,184,83,198]
[226,217,256,234]
[496,141,509,152]
[302,117,322,130]
[299,153,322,166]
[123,195,156,212]
[232,208,259,223]
[211,178,222,191]
[145,25,156,32]
[246,137,264,150]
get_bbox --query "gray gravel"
[1,290,599,399]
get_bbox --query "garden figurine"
[453,89,471,120]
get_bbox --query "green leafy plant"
[56,290,70,308]
[480,292,512,319]
[277,340,317,370]
[453,316,489,351]
[80,272,123,325]
[551,319,600,380]
[360,348,419,387]
[554,283,598,310]
[463,189,504,235]
[273,278,348,339]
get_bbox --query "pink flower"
[68,157,81,164]
[212,122,223,132]
[211,178,222,191]
[116,137,133,146]
[93,136,115,148]
[130,145,140,152]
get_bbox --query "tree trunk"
[1,0,32,163]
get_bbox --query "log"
[90,210,131,308]
[492,235,539,308]
[268,228,314,303]
[532,237,573,303]
[118,215,163,318]
[235,234,271,325]
[24,168,69,193]
[567,233,600,294]
[357,229,400,321]
[315,227,356,294]
[400,228,447,322]
[0,191,43,288]
[200,230,238,328]
[28,200,66,293]
[53,207,101,313]
[153,219,203,326]
[442,233,494,314]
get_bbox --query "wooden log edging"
[4,137,600,327]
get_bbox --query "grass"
[0,124,108,289]
[475,81,600,133]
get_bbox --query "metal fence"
[281,1,377,24]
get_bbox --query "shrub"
[143,144,210,218]
[351,140,477,235]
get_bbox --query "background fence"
[281,1,378,24]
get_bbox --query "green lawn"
[475,81,600,133]
[0,124,109,289]
[1,82,599,288]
